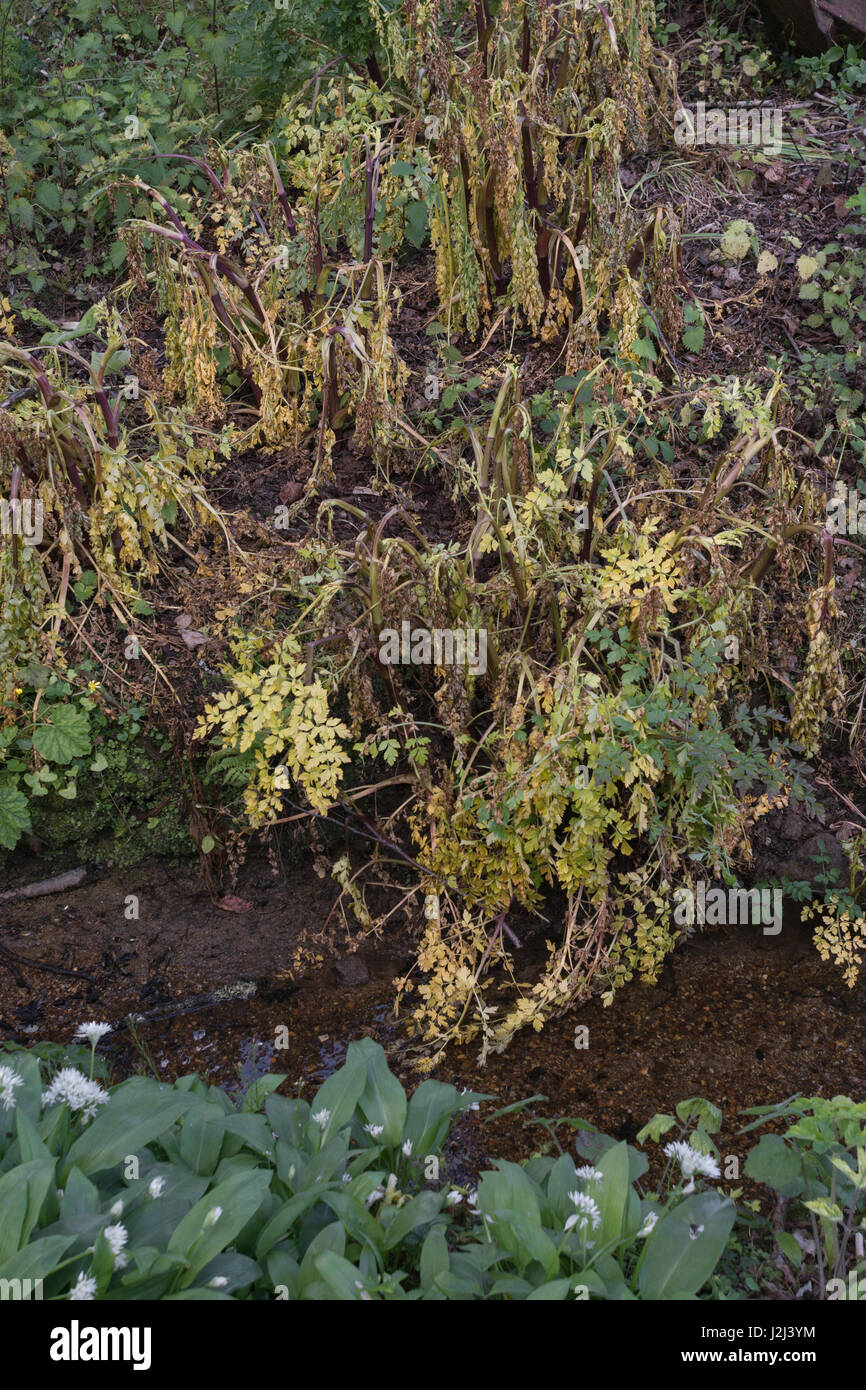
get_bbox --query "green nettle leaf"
[404,199,429,248]
[32,705,91,765]
[633,336,657,361]
[35,180,62,213]
[682,325,705,352]
[0,785,31,850]
[638,1191,735,1299]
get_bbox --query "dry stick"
[0,867,87,904]
[814,776,866,827]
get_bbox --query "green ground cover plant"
[0,1033,862,1300]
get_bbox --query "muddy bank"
[1,855,863,1188]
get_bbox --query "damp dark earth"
[2,850,863,1192]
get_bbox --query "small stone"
[334,955,370,987]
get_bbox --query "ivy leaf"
[32,705,91,765]
[0,785,31,850]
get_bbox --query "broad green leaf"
[403,1080,462,1156]
[420,1225,450,1290]
[547,1153,581,1219]
[776,1231,803,1267]
[382,1190,444,1250]
[168,1168,271,1283]
[405,199,429,249]
[64,1081,195,1178]
[307,1053,367,1147]
[255,1190,328,1259]
[0,1158,55,1261]
[35,181,61,213]
[32,705,91,765]
[179,1102,227,1176]
[0,785,31,850]
[0,1235,75,1287]
[675,1098,722,1134]
[349,1038,406,1147]
[596,1140,631,1246]
[638,1191,734,1299]
[298,1220,345,1293]
[241,1074,286,1114]
[526,1278,571,1299]
[743,1134,804,1197]
[314,1249,368,1299]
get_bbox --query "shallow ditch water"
[1,854,864,1187]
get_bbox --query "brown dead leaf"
[175,614,208,648]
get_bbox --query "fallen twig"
[0,941,94,981]
[0,866,87,905]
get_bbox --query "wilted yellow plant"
[195,633,351,822]
[790,581,843,757]
[803,898,866,989]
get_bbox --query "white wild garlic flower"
[0,1065,24,1111]
[68,1272,98,1301]
[42,1068,109,1121]
[664,1140,720,1193]
[638,1210,658,1237]
[573,1165,603,1183]
[565,1192,602,1232]
[103,1223,128,1270]
[74,1022,113,1046]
